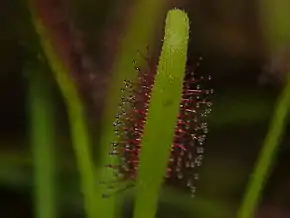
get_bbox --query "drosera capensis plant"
[131,9,200,218]
[103,6,211,191]
[27,1,290,217]
[131,9,213,218]
[97,9,212,217]
[27,0,170,217]
[102,54,213,199]
[16,1,290,218]
[96,0,168,216]
[92,0,168,217]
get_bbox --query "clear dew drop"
[201,122,207,129]
[207,102,213,107]
[177,172,183,179]
[190,186,196,198]
[202,108,211,116]
[198,135,206,145]
[109,150,118,156]
[185,123,191,130]
[195,155,203,167]
[190,162,195,168]
[186,179,192,187]
[180,150,185,156]
[197,147,204,154]
[188,152,192,160]
[111,142,117,147]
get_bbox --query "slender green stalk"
[28,66,57,218]
[27,2,97,218]
[133,9,189,218]
[238,0,290,216]
[237,73,290,218]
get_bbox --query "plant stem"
[28,66,57,218]
[133,9,189,218]
[237,73,290,218]
[27,2,97,218]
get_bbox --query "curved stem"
[28,2,97,218]
[237,73,290,218]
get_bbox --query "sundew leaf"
[133,9,189,218]
[97,0,167,216]
[99,1,167,160]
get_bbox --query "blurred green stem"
[238,0,290,217]
[28,2,97,218]
[28,66,57,218]
[237,73,290,218]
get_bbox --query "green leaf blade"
[133,9,189,218]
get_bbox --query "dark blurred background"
[1,0,290,218]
